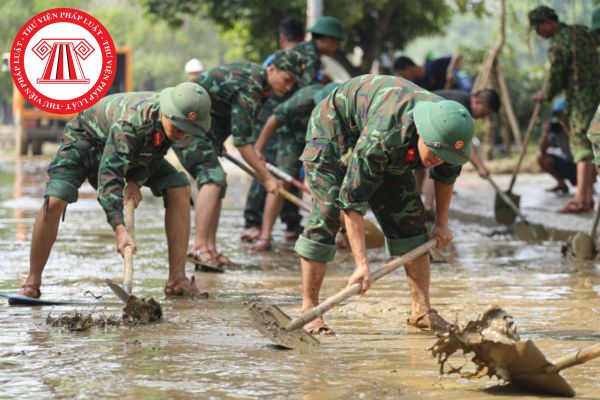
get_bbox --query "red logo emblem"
[455,140,464,150]
[10,8,116,114]
[188,112,197,121]
[406,147,416,162]
[153,131,163,147]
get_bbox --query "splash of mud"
[430,305,520,381]
[561,232,597,260]
[46,296,162,332]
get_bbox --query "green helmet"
[413,100,474,166]
[313,82,339,105]
[159,82,211,137]
[308,16,346,40]
[591,8,600,33]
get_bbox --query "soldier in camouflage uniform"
[252,82,339,251]
[529,6,600,213]
[172,50,305,269]
[241,18,306,242]
[295,75,474,334]
[587,104,600,168]
[18,82,211,299]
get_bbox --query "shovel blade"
[247,303,320,351]
[514,222,550,242]
[495,192,520,225]
[105,279,130,304]
[508,340,575,397]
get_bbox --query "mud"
[46,310,122,331]
[122,295,163,324]
[430,306,520,380]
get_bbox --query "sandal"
[557,200,593,214]
[164,276,208,298]
[407,308,449,331]
[18,284,41,299]
[212,252,232,266]
[284,230,301,241]
[546,184,569,194]
[186,251,225,273]
[253,237,272,252]
[303,317,335,335]
[240,226,261,242]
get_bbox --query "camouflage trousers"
[569,103,598,162]
[243,102,302,230]
[294,139,428,263]
[586,103,600,167]
[171,122,228,198]
[46,120,188,204]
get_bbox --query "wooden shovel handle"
[285,239,438,330]
[508,76,549,192]
[265,162,312,195]
[123,199,135,295]
[548,343,600,373]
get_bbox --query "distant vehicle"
[12,47,132,155]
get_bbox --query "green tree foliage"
[138,0,470,75]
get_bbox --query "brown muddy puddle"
[1,153,600,399]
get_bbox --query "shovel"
[483,172,548,241]
[248,239,437,350]
[562,201,600,259]
[505,341,600,397]
[223,152,385,249]
[494,77,548,225]
[105,199,162,322]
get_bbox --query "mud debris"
[430,306,520,381]
[46,296,162,332]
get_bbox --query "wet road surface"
[1,152,599,399]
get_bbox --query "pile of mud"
[47,296,162,332]
[429,306,520,381]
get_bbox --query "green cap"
[591,8,600,33]
[413,100,474,166]
[528,5,558,27]
[271,49,306,80]
[313,82,339,104]
[159,82,211,137]
[307,16,346,40]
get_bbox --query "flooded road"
[1,150,600,399]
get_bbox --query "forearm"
[434,180,454,224]
[342,210,368,269]
[469,146,485,169]
[238,144,273,182]
[255,116,279,153]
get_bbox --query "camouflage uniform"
[172,63,271,197]
[292,40,321,86]
[46,92,189,229]
[294,75,461,262]
[243,96,302,230]
[587,103,600,166]
[545,23,600,162]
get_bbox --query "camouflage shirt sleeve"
[231,92,261,147]
[337,130,387,214]
[97,122,143,230]
[546,30,570,100]
[588,103,600,167]
[429,163,462,185]
[273,91,314,123]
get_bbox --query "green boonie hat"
[308,16,346,40]
[159,82,211,137]
[528,5,558,27]
[313,82,339,105]
[271,49,306,80]
[413,100,474,166]
[591,8,600,33]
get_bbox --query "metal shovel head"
[514,222,550,242]
[364,220,385,249]
[247,302,320,351]
[565,232,595,260]
[495,191,520,225]
[508,340,575,397]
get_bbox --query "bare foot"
[164,276,208,298]
[407,308,449,331]
[253,238,272,252]
[18,284,41,299]
[240,226,261,242]
[303,317,335,335]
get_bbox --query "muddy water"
[1,151,600,399]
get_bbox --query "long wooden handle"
[508,76,549,192]
[485,174,528,223]
[547,343,600,374]
[285,240,438,330]
[265,162,311,195]
[590,203,600,239]
[123,199,135,295]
